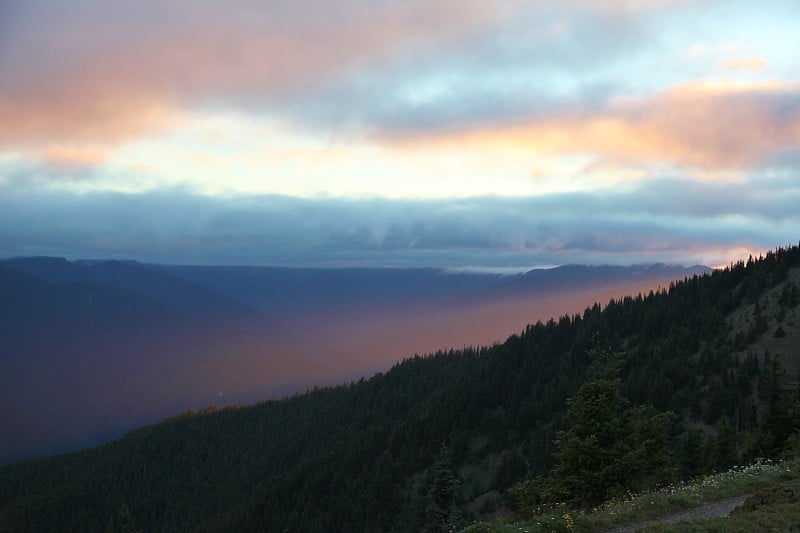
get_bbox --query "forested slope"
[0,258,702,465]
[1,245,799,532]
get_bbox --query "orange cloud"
[721,56,769,72]
[390,81,800,170]
[0,0,495,147]
[599,82,800,168]
[40,144,109,169]
[0,92,179,147]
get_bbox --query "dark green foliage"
[677,428,705,478]
[105,505,141,533]
[792,369,800,433]
[759,354,792,455]
[491,450,527,491]
[779,282,799,308]
[709,418,738,471]
[775,324,786,338]
[758,349,773,401]
[424,444,461,533]
[748,312,769,343]
[520,344,675,509]
[1,243,800,531]
[549,345,630,506]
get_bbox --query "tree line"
[1,244,799,532]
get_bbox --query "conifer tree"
[678,428,705,477]
[105,505,140,533]
[424,443,461,533]
[548,342,675,507]
[759,354,791,455]
[791,368,800,433]
[710,417,737,471]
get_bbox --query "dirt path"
[607,494,750,532]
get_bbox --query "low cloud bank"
[1,179,797,267]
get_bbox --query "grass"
[463,458,800,532]
[642,476,800,531]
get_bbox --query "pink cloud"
[39,144,109,169]
[0,0,496,146]
[605,82,800,167]
[720,56,769,72]
[393,81,800,170]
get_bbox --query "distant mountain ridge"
[0,245,797,531]
[3,257,707,312]
[3,257,260,323]
[165,261,708,313]
[487,262,711,299]
[0,257,707,464]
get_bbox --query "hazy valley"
[2,246,800,531]
[0,257,705,464]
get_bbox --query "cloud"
[580,82,800,168]
[379,81,800,170]
[274,1,657,135]
[0,0,709,149]
[38,145,109,170]
[721,56,769,72]
[0,0,498,146]
[0,178,797,268]
[2,0,798,195]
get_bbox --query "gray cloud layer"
[1,177,797,267]
[5,0,776,147]
[277,1,654,135]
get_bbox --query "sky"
[1,0,799,268]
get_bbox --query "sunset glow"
[1,0,799,266]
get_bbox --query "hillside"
[1,245,799,531]
[0,259,702,464]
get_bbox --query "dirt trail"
[607,494,750,532]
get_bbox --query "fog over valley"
[0,257,706,463]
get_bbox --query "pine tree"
[678,428,705,477]
[781,369,800,459]
[710,417,737,471]
[548,343,675,507]
[792,369,800,433]
[550,346,629,506]
[424,443,461,533]
[759,354,791,455]
[105,505,140,533]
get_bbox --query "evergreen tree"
[105,505,140,533]
[548,342,674,507]
[757,349,773,401]
[424,443,461,533]
[549,345,629,506]
[710,417,737,471]
[782,369,800,459]
[759,354,791,455]
[779,282,799,308]
[792,369,800,434]
[677,428,705,477]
